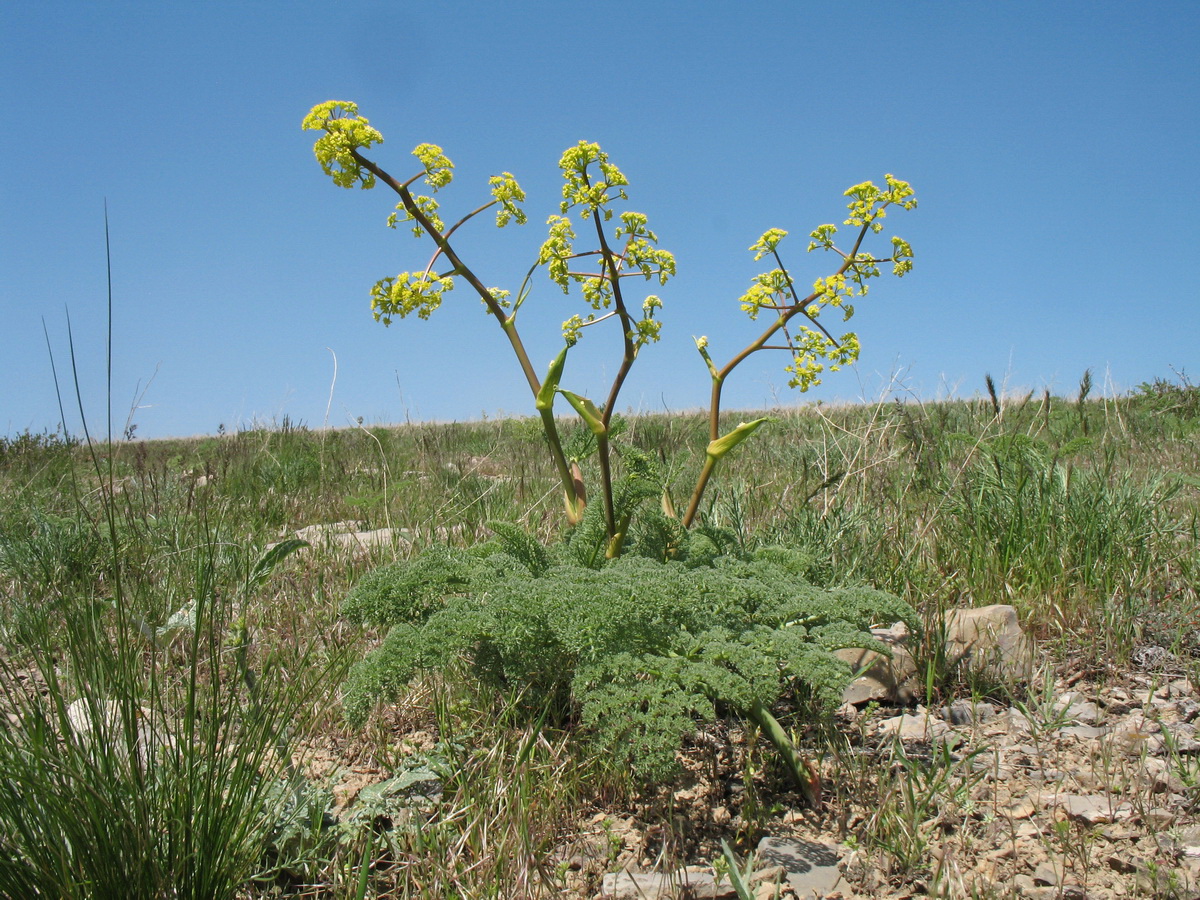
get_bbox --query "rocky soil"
[316,605,1200,899]
[569,619,1200,900]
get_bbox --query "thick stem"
[587,194,637,541]
[540,407,580,520]
[746,700,821,808]
[595,432,617,539]
[681,454,717,529]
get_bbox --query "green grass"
[1,374,1197,895]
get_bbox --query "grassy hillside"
[1,376,1197,896]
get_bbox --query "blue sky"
[2,1,1197,440]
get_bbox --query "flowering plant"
[304,100,917,549]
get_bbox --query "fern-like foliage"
[341,538,916,784]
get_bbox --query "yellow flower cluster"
[302,101,384,189]
[785,329,860,391]
[369,272,456,325]
[489,173,527,227]
[411,144,454,189]
[558,141,629,221]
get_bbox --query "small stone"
[1107,853,1138,873]
[1003,707,1036,737]
[942,698,998,726]
[1105,716,1165,755]
[1140,756,1188,794]
[1100,823,1139,841]
[835,643,919,705]
[750,865,786,885]
[1168,678,1195,698]
[1178,698,1200,721]
[879,712,957,744]
[755,837,843,898]
[1055,692,1102,725]
[600,870,736,899]
[1165,721,1200,752]
[1140,807,1177,829]
[1032,861,1059,886]
[1059,724,1109,741]
[1048,793,1132,825]
[1105,699,1134,716]
[1008,797,1038,820]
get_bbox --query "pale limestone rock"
[1054,692,1102,725]
[835,641,919,705]
[65,698,173,765]
[944,604,1035,681]
[838,605,1034,705]
[879,711,957,744]
[600,870,735,899]
[755,837,843,899]
[272,522,413,556]
[1042,793,1133,825]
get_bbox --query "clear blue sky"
[2,1,1197,440]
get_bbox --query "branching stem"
[350,149,581,517]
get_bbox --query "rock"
[1059,724,1110,741]
[1141,756,1188,794]
[1031,861,1059,886]
[1165,721,1200,752]
[1140,807,1178,829]
[301,523,411,552]
[1179,698,1200,722]
[600,870,735,899]
[1054,692,1102,725]
[750,865,786,886]
[1007,796,1038,820]
[941,698,999,726]
[993,707,1036,737]
[1044,793,1133,826]
[65,698,172,764]
[1168,678,1195,699]
[755,837,843,898]
[879,712,957,745]
[1107,854,1138,874]
[835,627,919,705]
[270,522,414,556]
[1105,715,1166,756]
[944,604,1035,682]
[837,605,1032,704]
[1012,873,1036,894]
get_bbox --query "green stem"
[746,700,820,807]
[595,432,617,540]
[681,447,718,529]
[539,407,579,520]
[681,222,875,528]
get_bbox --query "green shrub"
[342,538,916,792]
